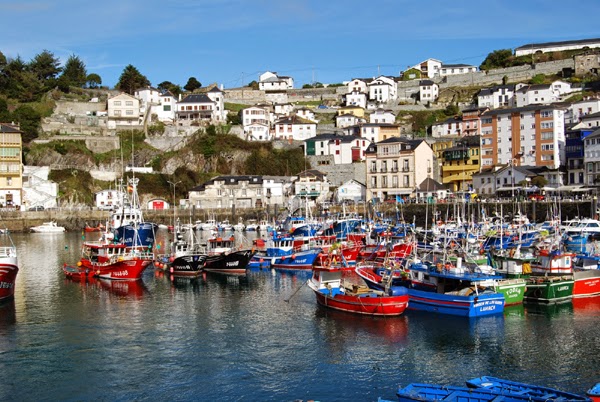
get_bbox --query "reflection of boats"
[97,278,147,298]
[0,232,18,301]
[308,265,408,316]
[30,221,65,233]
[572,294,600,315]
[0,299,16,325]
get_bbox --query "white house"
[245,122,272,141]
[305,134,371,164]
[273,115,317,141]
[176,87,226,123]
[336,179,366,203]
[242,106,271,127]
[259,71,294,91]
[293,169,329,203]
[579,112,600,129]
[566,98,600,123]
[515,80,575,107]
[369,109,395,124]
[346,78,369,94]
[515,38,600,57]
[273,102,294,117]
[107,93,141,126]
[344,91,367,108]
[336,113,365,128]
[295,107,317,123]
[95,189,126,210]
[410,58,442,79]
[419,80,439,102]
[431,116,463,138]
[368,76,398,103]
[134,87,161,116]
[477,84,518,109]
[439,63,478,76]
[155,91,177,122]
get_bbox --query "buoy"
[291,254,296,260]
[170,267,174,273]
[77,261,82,267]
[259,258,264,263]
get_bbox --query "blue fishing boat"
[395,381,595,402]
[465,376,590,401]
[270,247,322,270]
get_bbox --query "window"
[126,110,133,115]
[126,101,133,106]
[114,101,121,106]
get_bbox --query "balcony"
[390,167,398,173]
[401,167,410,172]
[380,168,387,173]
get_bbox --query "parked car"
[28,205,45,211]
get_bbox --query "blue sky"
[3,0,600,90]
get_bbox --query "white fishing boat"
[30,221,66,233]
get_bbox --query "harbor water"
[2,230,600,401]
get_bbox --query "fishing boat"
[30,221,65,233]
[358,258,505,317]
[270,247,322,270]
[63,242,154,280]
[395,379,597,402]
[465,376,590,401]
[155,223,208,276]
[0,232,18,301]
[307,264,408,316]
[202,235,255,274]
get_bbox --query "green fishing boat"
[524,275,574,304]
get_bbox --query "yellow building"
[337,105,365,119]
[0,124,23,208]
[439,136,481,192]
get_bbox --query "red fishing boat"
[63,241,153,280]
[0,236,18,301]
[307,265,408,316]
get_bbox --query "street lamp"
[167,180,181,222]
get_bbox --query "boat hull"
[495,279,527,306]
[65,258,152,281]
[169,254,207,276]
[113,223,157,248]
[0,261,18,301]
[204,249,254,274]
[407,288,505,317]
[271,248,321,270]
[573,269,600,298]
[311,287,408,316]
[524,276,574,303]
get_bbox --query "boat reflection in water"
[64,276,148,299]
[315,307,409,345]
[572,295,600,316]
[0,299,16,326]
[524,300,574,317]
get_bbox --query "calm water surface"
[1,230,599,401]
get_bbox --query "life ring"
[323,257,331,268]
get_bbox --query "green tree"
[0,56,42,101]
[28,50,62,83]
[479,49,513,70]
[59,54,87,89]
[247,80,259,90]
[184,77,202,92]
[12,104,41,142]
[444,103,460,116]
[116,64,150,94]
[401,68,421,80]
[157,81,183,96]
[86,73,102,88]
[0,98,10,122]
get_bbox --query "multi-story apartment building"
[479,105,566,170]
[583,128,600,186]
[477,84,517,109]
[107,93,141,126]
[365,137,434,201]
[0,124,23,208]
[367,76,397,103]
[565,126,594,185]
[304,133,371,163]
[440,135,481,192]
[565,98,600,124]
[188,175,293,209]
[273,115,317,141]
